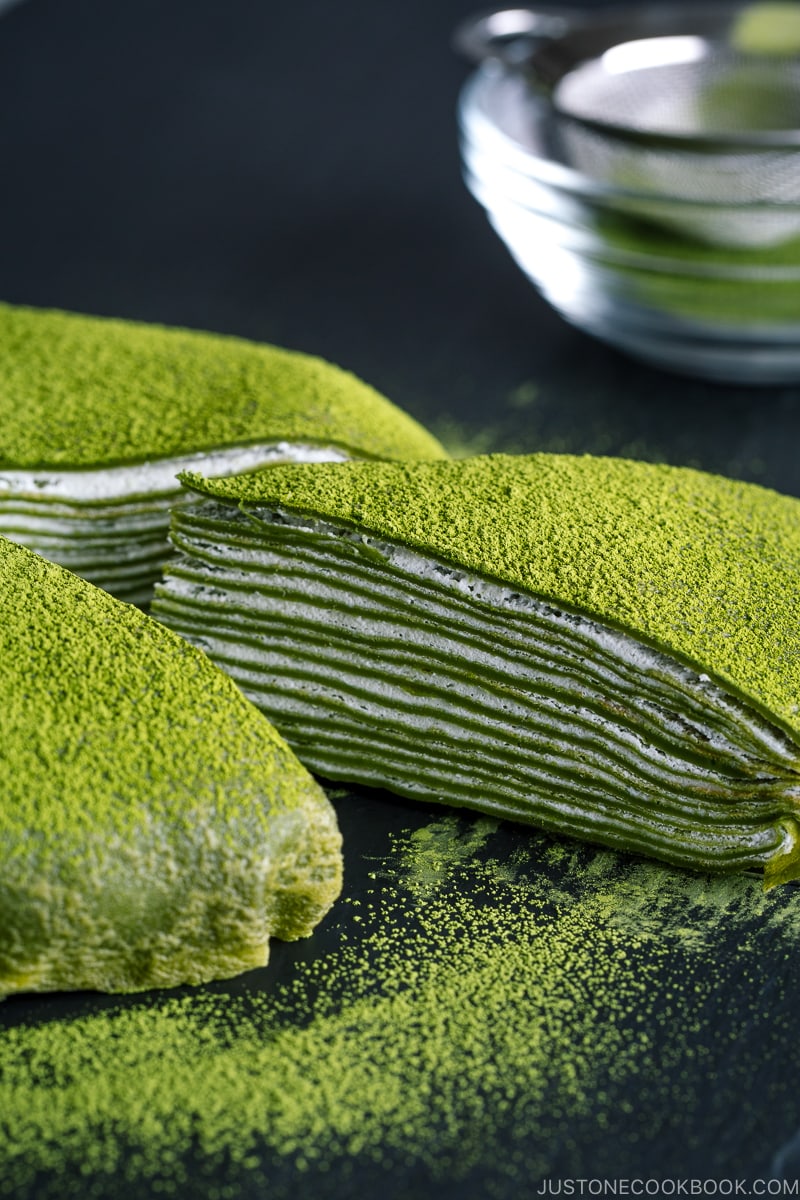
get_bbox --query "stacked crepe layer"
[153,455,800,886]
[0,444,351,606]
[0,303,445,603]
[0,534,342,998]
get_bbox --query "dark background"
[2,0,798,489]
[2,0,800,1195]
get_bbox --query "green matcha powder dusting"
[0,303,445,468]
[3,810,800,1196]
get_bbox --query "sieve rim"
[460,67,800,210]
[455,3,800,150]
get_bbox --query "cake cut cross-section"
[0,535,342,998]
[153,454,800,887]
[0,303,445,604]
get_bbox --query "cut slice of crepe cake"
[154,453,800,886]
[0,303,445,604]
[0,535,342,997]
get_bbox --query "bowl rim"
[459,64,800,213]
[455,2,800,149]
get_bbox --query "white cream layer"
[0,442,349,503]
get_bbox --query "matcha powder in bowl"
[457,2,800,383]
[3,805,800,1197]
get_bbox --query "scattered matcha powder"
[2,811,800,1197]
[428,416,505,460]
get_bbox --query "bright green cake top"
[183,453,800,743]
[0,533,324,869]
[0,303,446,469]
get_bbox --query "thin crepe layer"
[0,535,342,997]
[0,444,350,605]
[0,303,446,600]
[152,455,800,885]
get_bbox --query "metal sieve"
[454,3,800,245]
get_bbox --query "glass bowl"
[457,14,800,384]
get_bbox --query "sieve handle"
[453,6,586,69]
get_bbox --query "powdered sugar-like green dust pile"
[3,813,800,1198]
[153,453,800,885]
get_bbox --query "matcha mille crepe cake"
[0,303,445,605]
[0,535,342,998]
[153,454,800,887]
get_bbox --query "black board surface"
[2,0,800,1194]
